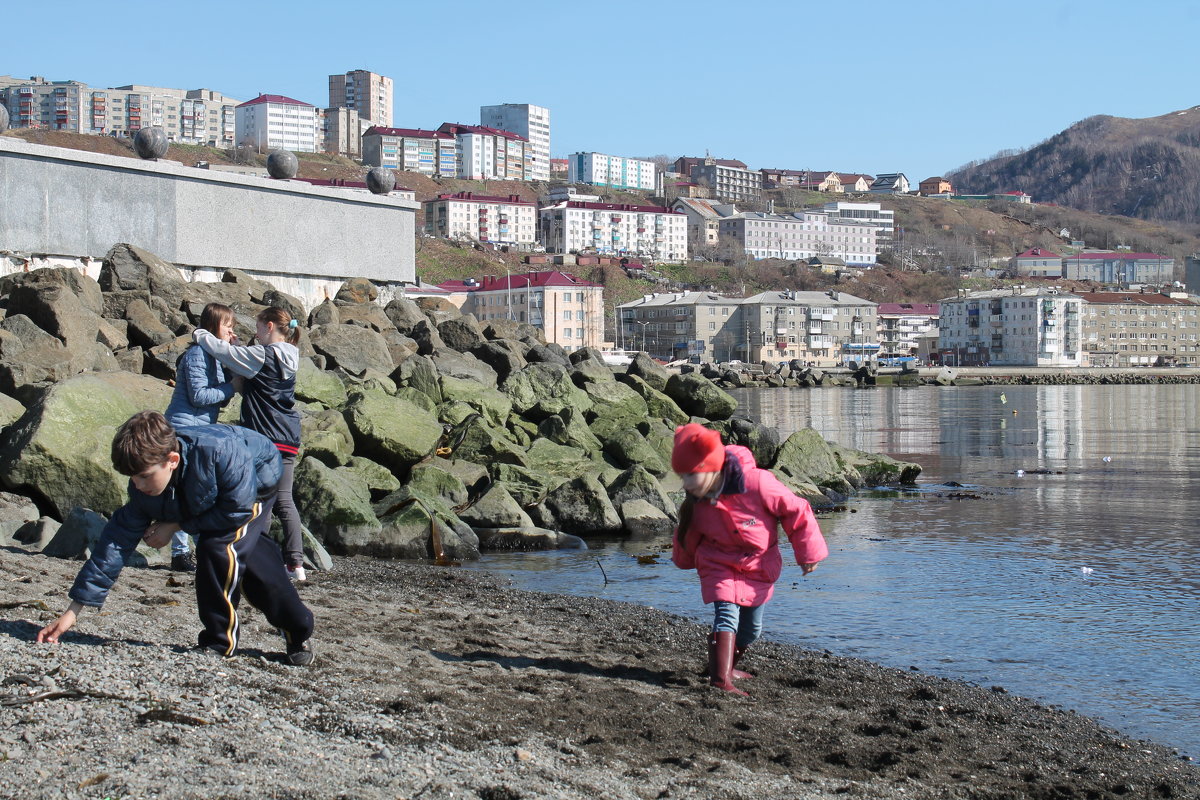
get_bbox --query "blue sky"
[8,0,1199,181]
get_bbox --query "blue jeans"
[171,529,192,557]
[712,601,764,649]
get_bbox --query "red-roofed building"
[1062,252,1175,285]
[918,176,953,196]
[424,192,537,245]
[1075,291,1199,366]
[1014,247,1063,278]
[1000,190,1033,204]
[538,201,689,262]
[362,126,457,176]
[235,93,321,152]
[550,158,569,178]
[439,270,605,351]
[437,122,531,180]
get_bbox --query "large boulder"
[470,340,528,384]
[141,336,193,382]
[440,375,512,429]
[0,392,24,431]
[41,506,109,560]
[437,315,486,352]
[583,379,648,432]
[373,487,479,561]
[294,358,349,409]
[336,301,396,333]
[291,456,382,554]
[627,352,670,392]
[342,456,402,501]
[392,354,443,405]
[831,443,922,485]
[663,373,738,420]
[432,351,498,390]
[335,277,378,304]
[124,298,176,348]
[503,363,593,422]
[536,408,603,455]
[523,437,601,482]
[448,418,527,467]
[727,417,782,468]
[0,316,97,398]
[0,372,172,517]
[98,243,188,313]
[299,407,355,467]
[492,463,560,507]
[606,465,677,519]
[616,374,689,426]
[543,474,623,536]
[407,461,470,509]
[619,499,673,538]
[342,388,441,472]
[5,268,104,349]
[772,427,854,497]
[0,491,40,544]
[409,319,447,356]
[415,296,461,326]
[524,342,571,366]
[308,323,395,376]
[383,297,428,335]
[602,428,669,475]
[474,526,586,552]
[457,484,534,529]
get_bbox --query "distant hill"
[948,106,1200,225]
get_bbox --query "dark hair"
[199,303,235,337]
[111,411,178,476]
[257,306,300,346]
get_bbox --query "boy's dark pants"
[193,494,314,656]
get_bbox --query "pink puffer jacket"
[671,445,827,606]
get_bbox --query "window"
[563,311,572,320]
[562,328,572,339]
[563,292,571,302]
[576,327,584,339]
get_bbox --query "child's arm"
[38,502,152,642]
[670,525,697,570]
[761,471,829,567]
[180,346,235,408]
[192,328,268,379]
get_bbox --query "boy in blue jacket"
[37,411,315,666]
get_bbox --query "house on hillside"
[1013,248,1063,278]
[869,173,911,194]
[919,176,953,196]
[1000,190,1033,204]
[670,197,737,249]
[837,173,873,192]
[672,156,747,175]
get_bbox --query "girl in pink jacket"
[670,423,828,695]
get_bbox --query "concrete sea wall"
[0,136,417,308]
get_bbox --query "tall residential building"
[423,192,537,245]
[438,123,530,180]
[876,303,940,360]
[717,210,878,265]
[538,201,688,262]
[0,76,240,145]
[938,288,1082,367]
[327,70,392,127]
[567,152,656,191]
[480,103,550,181]
[444,271,604,351]
[323,106,361,157]
[1076,291,1199,367]
[689,158,762,203]
[617,291,744,362]
[362,127,457,176]
[235,94,322,153]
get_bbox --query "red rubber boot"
[708,631,749,696]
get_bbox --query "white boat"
[599,349,635,366]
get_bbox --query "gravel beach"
[2,547,1196,800]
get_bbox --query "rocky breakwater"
[0,243,920,570]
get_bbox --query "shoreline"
[2,548,1195,799]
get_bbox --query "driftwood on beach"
[0,242,920,570]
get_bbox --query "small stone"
[514,748,532,762]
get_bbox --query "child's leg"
[736,604,765,649]
[273,452,305,568]
[711,600,740,635]
[193,503,266,656]
[170,528,191,557]
[239,503,314,648]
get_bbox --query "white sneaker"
[288,564,307,583]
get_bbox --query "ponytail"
[258,306,300,345]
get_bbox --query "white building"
[567,152,656,191]
[362,127,458,177]
[538,201,688,261]
[822,201,895,244]
[938,287,1082,367]
[876,302,940,360]
[423,192,537,245]
[235,94,321,153]
[439,122,530,180]
[717,210,878,265]
[480,103,551,181]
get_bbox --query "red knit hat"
[672,423,725,474]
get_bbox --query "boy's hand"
[37,602,83,643]
[143,522,182,549]
[800,562,819,575]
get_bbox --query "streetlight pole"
[635,320,650,355]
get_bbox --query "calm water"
[463,384,1200,756]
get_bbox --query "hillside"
[948,106,1200,226]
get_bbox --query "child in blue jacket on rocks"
[37,410,315,665]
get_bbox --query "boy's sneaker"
[285,640,315,667]
[171,552,197,572]
[287,564,307,583]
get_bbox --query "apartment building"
[449,271,603,351]
[743,290,878,365]
[822,201,895,245]
[670,197,737,249]
[689,158,763,203]
[328,70,392,127]
[423,192,537,245]
[323,106,361,157]
[1062,252,1175,285]
[717,210,878,265]
[938,288,1082,367]
[672,156,746,176]
[0,76,239,145]
[235,94,321,153]
[538,201,688,261]
[480,103,551,181]
[438,123,530,180]
[877,303,940,360]
[1076,291,1200,367]
[617,292,744,362]
[362,127,457,177]
[1014,248,1063,278]
[567,152,656,191]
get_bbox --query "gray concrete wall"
[0,135,417,289]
